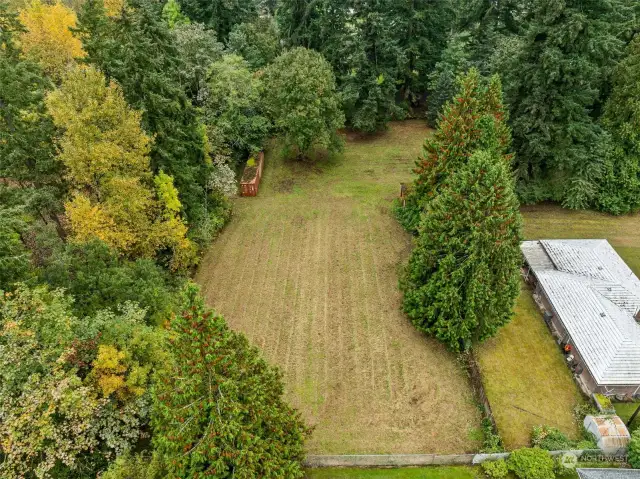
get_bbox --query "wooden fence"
[240,151,264,197]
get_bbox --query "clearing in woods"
[196,121,482,454]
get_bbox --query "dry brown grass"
[196,121,481,454]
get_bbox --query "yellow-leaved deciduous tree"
[18,0,85,78]
[104,0,124,16]
[90,344,148,400]
[46,65,197,271]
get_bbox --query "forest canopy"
[1,0,639,476]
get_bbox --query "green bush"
[531,425,571,450]
[102,453,166,479]
[481,417,505,453]
[482,459,509,478]
[629,428,640,468]
[507,447,555,479]
[247,157,256,167]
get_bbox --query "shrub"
[531,425,571,451]
[507,447,555,479]
[629,428,640,468]
[481,417,504,453]
[482,459,509,478]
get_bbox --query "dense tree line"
[3,0,640,474]
[0,0,315,477]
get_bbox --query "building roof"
[578,470,640,479]
[522,240,640,386]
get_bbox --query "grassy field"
[522,204,640,276]
[196,121,482,454]
[476,284,584,449]
[614,402,640,432]
[305,467,476,478]
[197,120,640,454]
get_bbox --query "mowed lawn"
[477,205,640,449]
[476,284,584,449]
[196,121,482,454]
[305,467,477,479]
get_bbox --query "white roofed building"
[521,240,640,396]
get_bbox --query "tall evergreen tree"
[75,0,209,222]
[339,0,406,132]
[401,148,522,351]
[176,0,260,40]
[426,31,470,126]
[398,69,511,233]
[499,0,628,209]
[0,5,63,218]
[152,284,309,478]
[598,34,640,214]
[394,0,455,107]
[279,0,454,132]
[453,0,529,72]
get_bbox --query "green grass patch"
[614,402,640,432]
[305,466,477,478]
[476,283,584,449]
[521,204,640,276]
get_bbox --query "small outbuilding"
[522,240,640,396]
[583,415,631,453]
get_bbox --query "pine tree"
[454,0,528,72]
[499,0,629,208]
[401,148,522,351]
[338,0,407,132]
[75,0,209,222]
[152,284,309,478]
[598,34,640,214]
[398,69,511,233]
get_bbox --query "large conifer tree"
[278,0,454,132]
[401,148,522,351]
[499,0,628,208]
[176,0,260,40]
[395,0,454,107]
[598,35,640,214]
[152,285,309,478]
[399,69,511,233]
[75,0,208,221]
[0,5,62,218]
